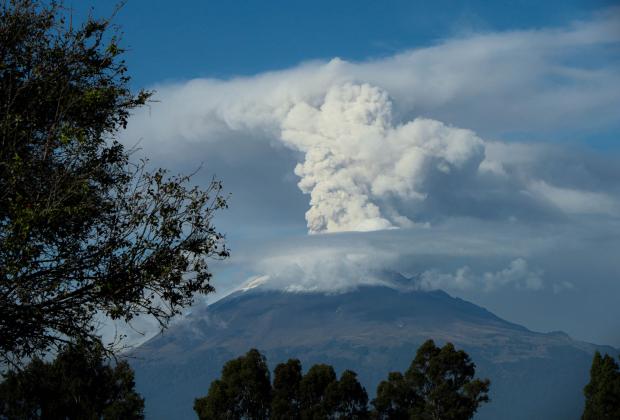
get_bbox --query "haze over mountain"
[131,277,613,419]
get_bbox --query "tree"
[197,351,370,420]
[372,340,490,420]
[0,0,228,365]
[372,372,418,420]
[194,349,272,420]
[582,351,620,419]
[271,359,303,420]
[324,370,369,419]
[298,363,369,420]
[299,363,337,419]
[0,341,144,419]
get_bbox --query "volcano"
[131,285,613,419]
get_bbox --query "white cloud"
[235,247,551,295]
[122,9,620,234]
[483,258,544,291]
[526,180,619,215]
[419,266,476,291]
[126,7,620,143]
[282,83,484,232]
[419,258,544,292]
[244,247,397,293]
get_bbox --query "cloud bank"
[230,222,588,296]
[124,9,620,234]
[419,258,544,292]
[240,253,545,294]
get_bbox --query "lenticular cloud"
[280,83,485,233]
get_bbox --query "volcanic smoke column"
[280,83,486,234]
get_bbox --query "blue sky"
[85,0,619,150]
[83,1,614,81]
[83,1,620,348]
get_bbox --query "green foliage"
[582,351,620,419]
[372,372,417,419]
[196,351,369,420]
[324,370,369,419]
[0,0,228,365]
[0,341,144,419]
[197,344,489,419]
[372,340,490,420]
[299,364,337,419]
[271,359,303,419]
[194,349,272,420]
[299,365,369,419]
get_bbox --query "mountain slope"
[131,286,611,419]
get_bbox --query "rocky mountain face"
[131,285,612,419]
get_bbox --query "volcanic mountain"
[130,284,613,419]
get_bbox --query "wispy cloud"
[419,258,544,292]
[124,9,620,234]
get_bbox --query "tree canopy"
[271,358,303,419]
[196,343,488,419]
[195,350,369,420]
[323,369,369,419]
[298,363,338,419]
[194,349,272,420]
[373,339,490,420]
[0,341,144,419]
[0,0,228,365]
[582,351,620,419]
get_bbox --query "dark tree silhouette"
[0,342,144,419]
[0,0,228,365]
[196,351,370,420]
[324,370,369,419]
[373,340,490,420]
[582,351,620,419]
[197,343,488,419]
[271,359,303,419]
[372,371,418,419]
[299,363,338,419]
[194,349,272,420]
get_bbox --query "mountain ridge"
[131,284,613,419]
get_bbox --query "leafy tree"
[0,341,144,419]
[194,349,272,420]
[582,351,620,419]
[372,340,490,420]
[372,372,418,420]
[271,359,303,420]
[195,380,233,420]
[298,363,369,420]
[299,363,338,419]
[0,0,228,365]
[324,370,369,419]
[198,351,370,420]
